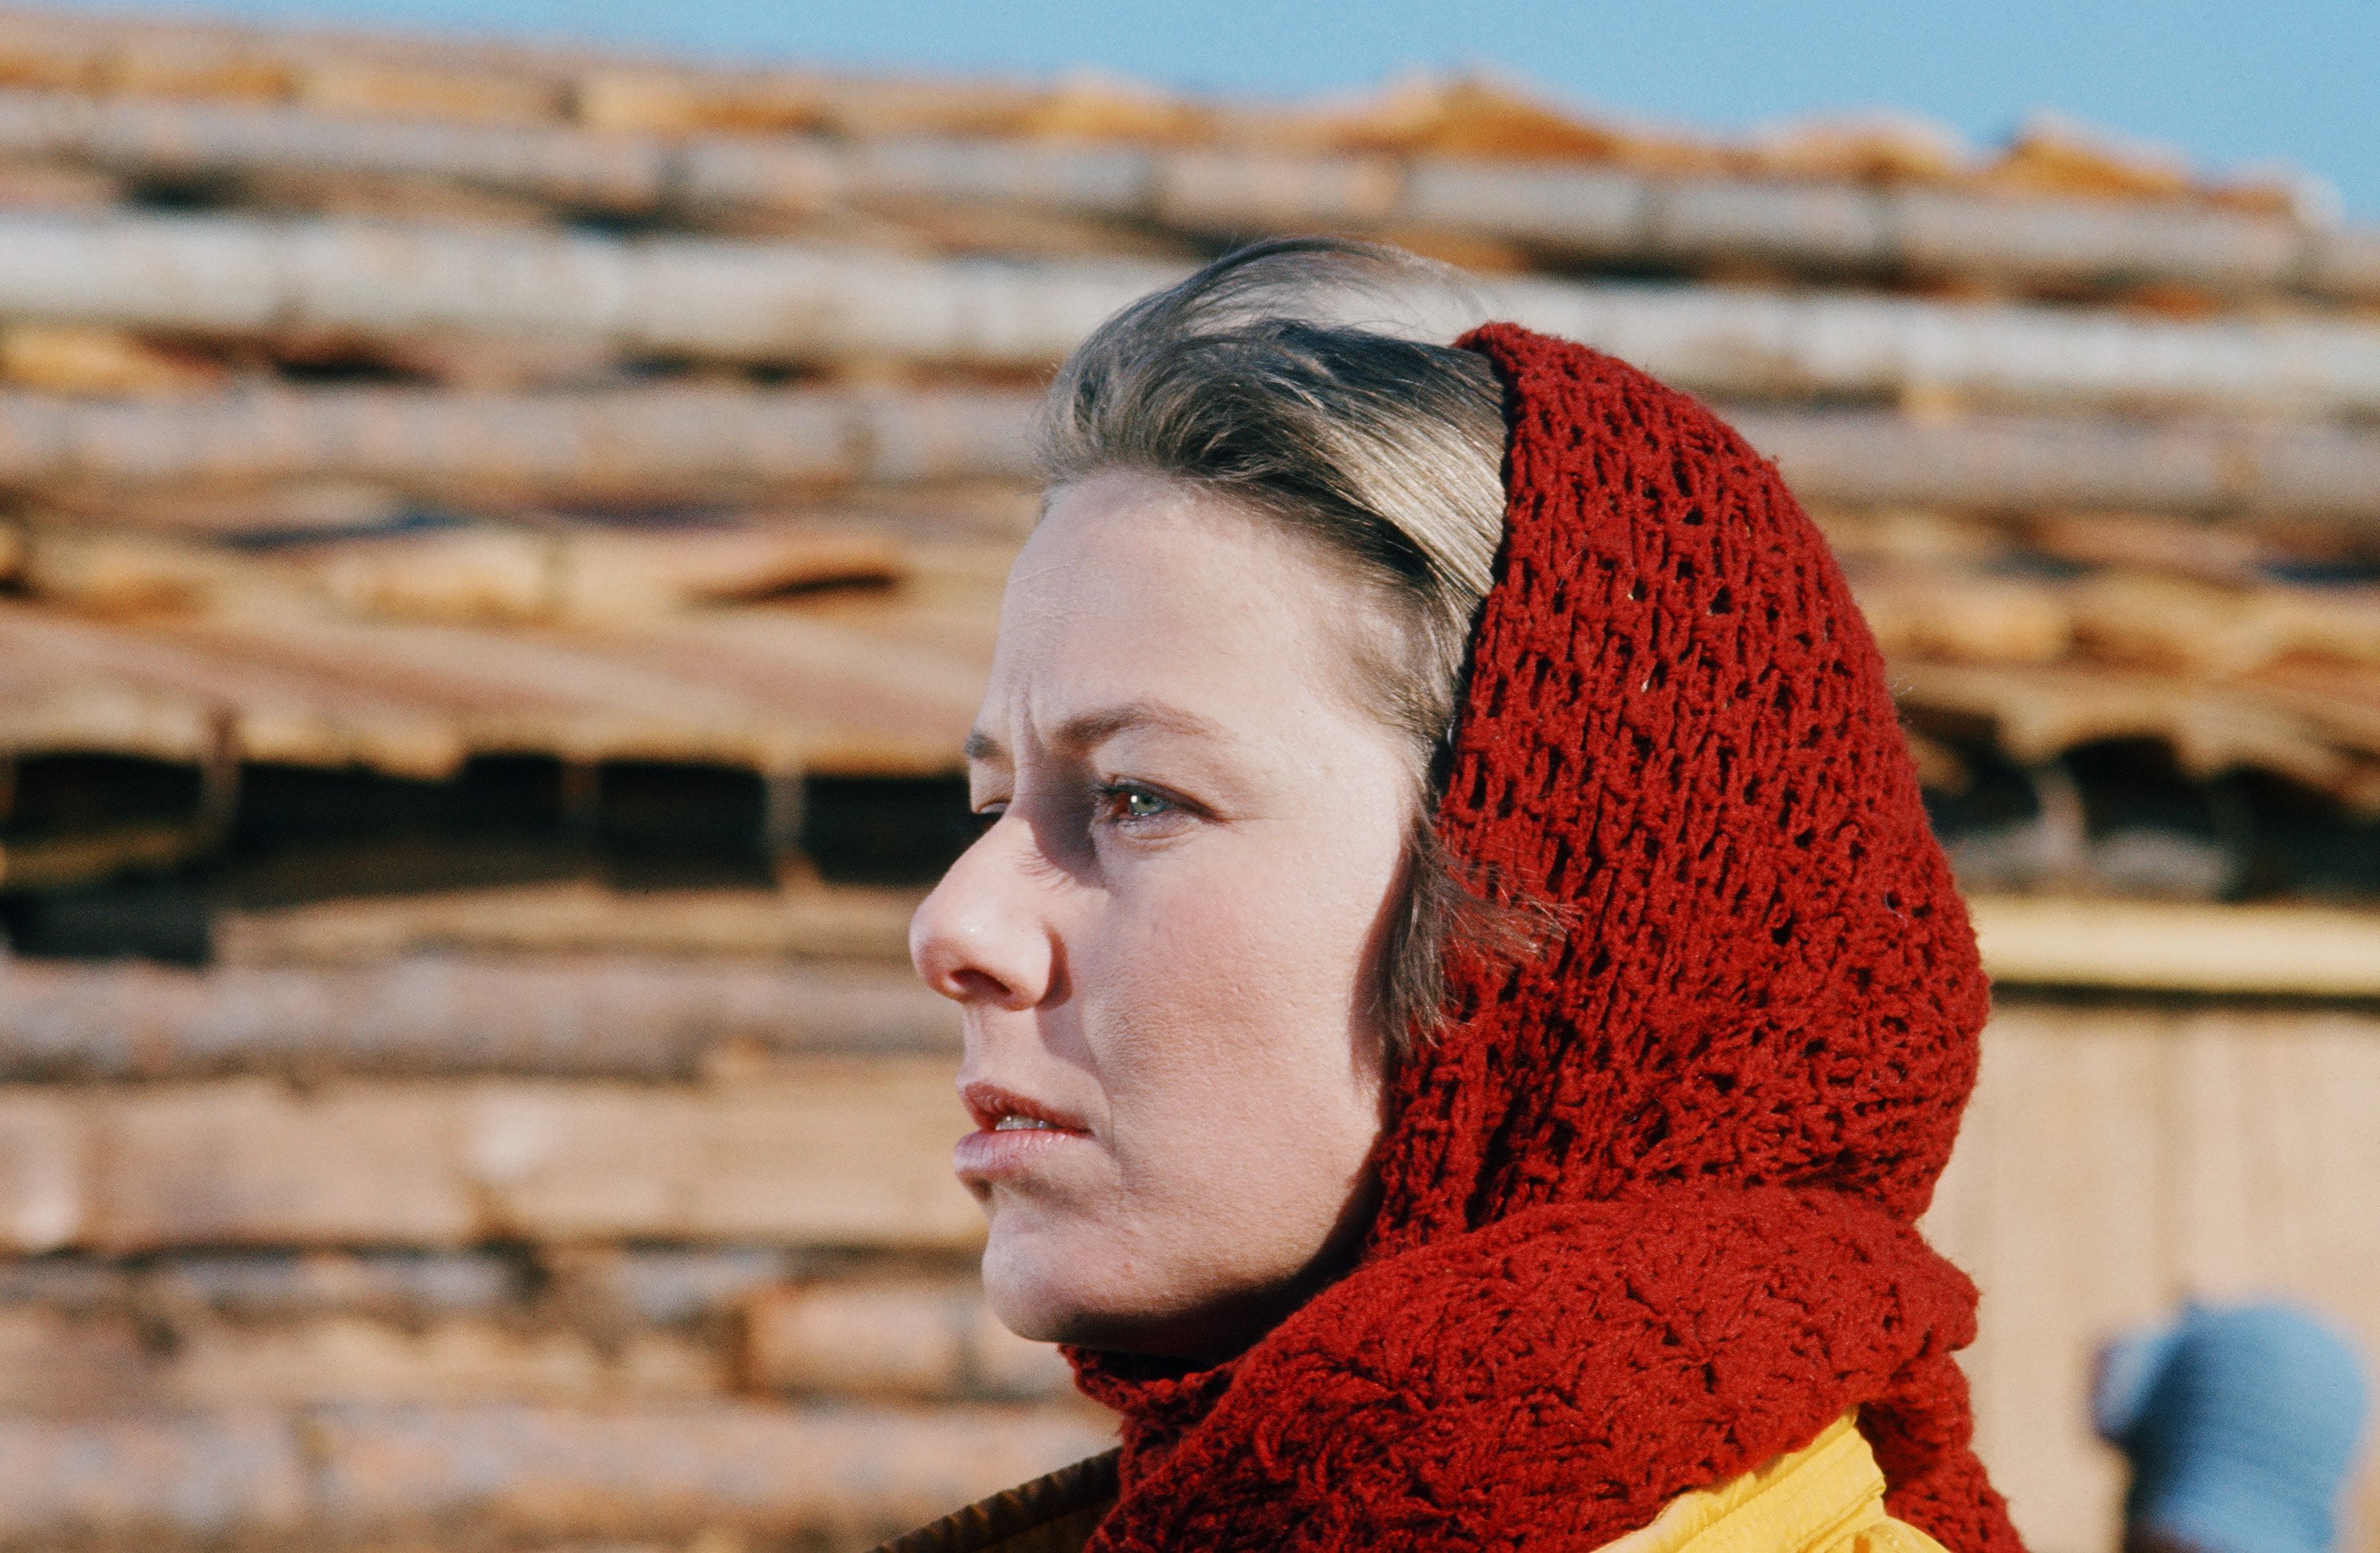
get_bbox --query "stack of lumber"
[0,940,1122,1551]
[0,6,2374,1551]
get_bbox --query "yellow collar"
[1600,1415,1950,1553]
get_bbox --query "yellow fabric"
[1598,1415,1951,1553]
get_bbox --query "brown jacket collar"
[873,1451,1119,1553]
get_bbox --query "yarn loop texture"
[1069,326,2022,1553]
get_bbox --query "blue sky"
[52,0,2380,218]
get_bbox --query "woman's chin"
[980,1229,1177,1351]
[980,1241,1280,1363]
[981,1230,1114,1344]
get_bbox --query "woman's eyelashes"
[1092,780,1199,835]
[966,772,1205,846]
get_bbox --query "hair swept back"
[1037,236,1552,1053]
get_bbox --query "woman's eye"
[1098,784,1177,825]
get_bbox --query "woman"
[900,238,2020,1553]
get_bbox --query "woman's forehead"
[1018,472,1292,583]
[978,477,1372,753]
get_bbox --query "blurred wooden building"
[0,6,2373,1550]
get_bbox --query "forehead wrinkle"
[1053,701,1234,755]
[962,702,1238,771]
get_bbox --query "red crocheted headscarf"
[1069,325,2022,1553]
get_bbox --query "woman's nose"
[909,819,1058,1009]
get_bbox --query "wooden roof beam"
[4,384,2378,525]
[0,85,2368,300]
[0,213,2376,413]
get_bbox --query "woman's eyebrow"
[1053,702,1232,753]
[965,703,1233,766]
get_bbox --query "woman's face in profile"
[909,470,1415,1363]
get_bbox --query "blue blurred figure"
[2096,1301,2371,1553]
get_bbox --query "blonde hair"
[1038,237,1522,1051]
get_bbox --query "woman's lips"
[954,1122,1086,1182]
[954,1081,1092,1184]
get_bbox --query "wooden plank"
[0,821,205,891]
[0,602,471,778]
[213,883,923,963]
[0,1411,309,1545]
[294,57,563,128]
[0,952,958,1080]
[1740,410,2380,527]
[0,1278,1066,1413]
[307,1401,1112,1544]
[0,1246,814,1326]
[1954,1003,2380,1553]
[1854,567,2075,665]
[0,1088,85,1252]
[1955,1007,2170,1553]
[0,1305,723,1411]
[0,83,2359,300]
[0,644,219,763]
[95,1078,476,1251]
[633,1063,971,1249]
[1,210,2378,414]
[46,1061,977,1252]
[0,386,2370,523]
[44,534,2380,805]
[263,521,907,626]
[116,1247,519,1320]
[740,1276,1073,1403]
[0,1400,1109,1547]
[1971,896,2380,995]
[1894,659,2357,794]
[2229,1020,2380,1545]
[2128,1006,2380,1550]
[0,4,2328,253]
[1497,273,2380,418]
[0,590,988,778]
[0,1249,1059,1413]
[2159,1006,2268,1295]
[152,607,863,773]
[535,1062,974,1247]
[172,1313,723,1408]
[0,382,1042,497]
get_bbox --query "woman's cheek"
[1128,828,1364,966]
[1079,825,1388,1210]
[1093,894,1359,1171]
